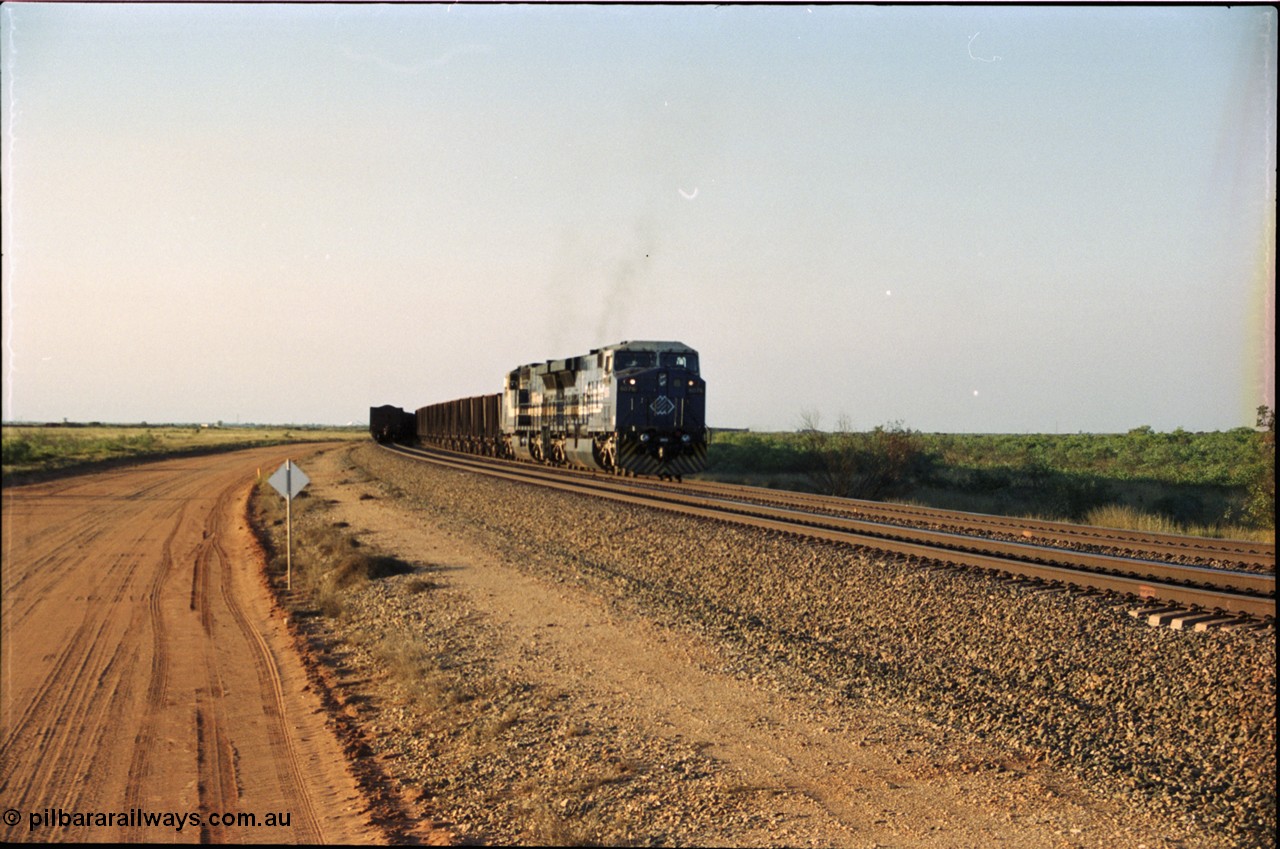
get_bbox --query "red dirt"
[0,446,397,844]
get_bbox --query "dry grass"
[509,775,626,847]
[465,704,522,747]
[405,577,440,594]
[250,482,414,602]
[329,552,415,588]
[1084,503,1274,542]
[522,801,602,847]
[375,635,472,710]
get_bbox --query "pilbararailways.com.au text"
[12,807,293,832]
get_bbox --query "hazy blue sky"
[2,4,1274,432]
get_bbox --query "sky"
[2,3,1275,433]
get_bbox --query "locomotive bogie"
[560,434,605,470]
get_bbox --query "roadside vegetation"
[249,470,414,620]
[704,407,1276,541]
[1,422,365,485]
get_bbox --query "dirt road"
[0,447,377,844]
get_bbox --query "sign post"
[267,460,310,590]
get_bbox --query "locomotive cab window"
[616,352,656,369]
[661,352,698,373]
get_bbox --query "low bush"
[702,418,1274,538]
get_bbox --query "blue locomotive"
[371,341,707,480]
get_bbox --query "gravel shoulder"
[267,443,1274,847]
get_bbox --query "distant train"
[372,340,707,480]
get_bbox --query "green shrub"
[1242,406,1275,530]
[1,437,37,466]
[793,415,925,499]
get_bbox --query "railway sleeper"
[990,573,1274,634]
[1128,604,1273,633]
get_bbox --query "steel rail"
[626,478,1276,568]
[379,443,1276,619]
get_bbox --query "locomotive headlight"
[640,432,650,443]
[681,433,692,444]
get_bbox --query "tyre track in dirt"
[1,446,376,844]
[196,485,324,843]
[0,502,136,624]
[191,492,240,845]
[121,503,184,842]
[0,535,149,821]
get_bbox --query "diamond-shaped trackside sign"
[268,461,309,500]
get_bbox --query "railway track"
[656,479,1276,572]
[381,443,1276,622]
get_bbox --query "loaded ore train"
[371,340,707,480]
